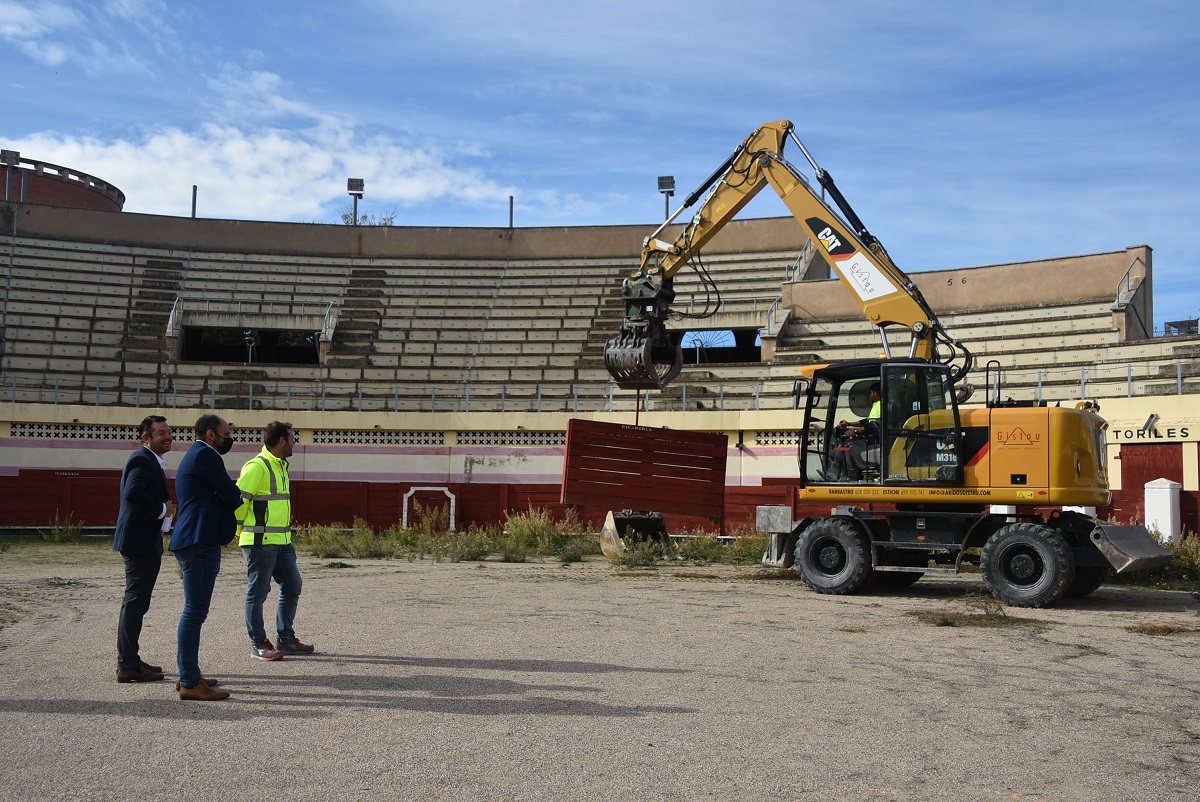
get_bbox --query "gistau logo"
[996,427,1041,445]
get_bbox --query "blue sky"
[3,0,1198,327]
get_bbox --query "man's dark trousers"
[118,552,162,670]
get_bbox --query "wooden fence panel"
[560,418,727,520]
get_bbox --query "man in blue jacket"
[170,414,243,701]
[114,415,177,683]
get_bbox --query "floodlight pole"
[658,175,675,221]
[347,178,365,225]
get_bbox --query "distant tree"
[339,206,399,226]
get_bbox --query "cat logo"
[805,216,854,256]
[817,226,842,253]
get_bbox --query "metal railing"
[2,357,1195,414]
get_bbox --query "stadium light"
[658,175,674,221]
[347,178,365,225]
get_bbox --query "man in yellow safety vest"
[235,420,315,661]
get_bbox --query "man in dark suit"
[114,415,177,683]
[170,413,244,701]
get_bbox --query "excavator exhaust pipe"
[599,510,670,559]
[604,322,682,391]
[1089,523,1173,573]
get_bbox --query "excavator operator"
[838,383,881,480]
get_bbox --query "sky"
[2,0,1199,327]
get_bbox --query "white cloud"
[14,124,513,221]
[0,0,82,65]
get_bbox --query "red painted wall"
[4,469,1197,536]
[7,170,123,212]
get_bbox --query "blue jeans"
[174,544,222,688]
[243,543,302,645]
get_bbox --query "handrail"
[1113,255,1149,340]
[785,239,816,282]
[1114,255,1144,306]
[2,357,1192,413]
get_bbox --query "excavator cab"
[800,359,964,487]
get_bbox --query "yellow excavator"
[603,120,1171,607]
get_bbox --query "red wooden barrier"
[560,418,727,521]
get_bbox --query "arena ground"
[0,542,1197,801]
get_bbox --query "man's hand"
[165,501,178,518]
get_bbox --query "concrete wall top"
[785,245,1152,319]
[3,203,808,261]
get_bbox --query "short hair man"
[113,416,177,683]
[170,413,243,701]
[841,382,882,480]
[236,420,314,661]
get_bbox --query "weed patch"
[913,594,1043,629]
[1125,623,1198,636]
[38,511,83,543]
[1109,532,1200,592]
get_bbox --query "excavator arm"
[604,120,972,391]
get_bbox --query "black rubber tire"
[870,570,924,589]
[980,523,1075,608]
[794,518,871,595]
[1063,565,1109,599]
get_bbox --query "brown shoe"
[139,660,164,674]
[175,677,219,690]
[179,682,230,701]
[117,667,165,683]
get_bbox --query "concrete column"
[1144,478,1182,545]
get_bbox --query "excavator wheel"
[1063,565,1109,599]
[793,518,871,595]
[981,523,1074,608]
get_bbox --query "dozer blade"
[599,510,669,558]
[604,325,682,391]
[1089,523,1174,573]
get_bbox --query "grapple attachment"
[604,321,682,391]
[1089,523,1173,573]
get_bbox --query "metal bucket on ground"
[1089,523,1174,573]
[599,510,669,558]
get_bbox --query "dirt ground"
[0,541,1198,802]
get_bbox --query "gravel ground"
[1,542,1198,802]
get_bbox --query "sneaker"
[276,635,315,655]
[251,639,283,661]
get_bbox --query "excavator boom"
[604,120,972,391]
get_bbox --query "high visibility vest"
[235,448,292,547]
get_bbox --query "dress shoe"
[179,682,230,701]
[175,677,219,690]
[117,667,165,683]
[139,660,164,674]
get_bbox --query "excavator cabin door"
[800,359,964,488]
